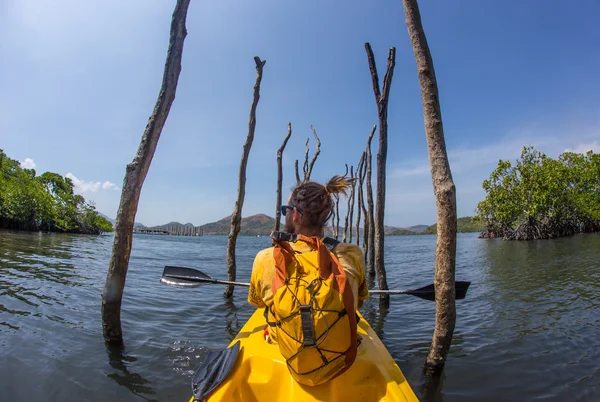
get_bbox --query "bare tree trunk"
[305,125,321,181]
[335,194,341,240]
[294,160,301,184]
[225,56,266,298]
[330,205,336,238]
[348,165,357,243]
[365,125,376,274]
[336,164,349,240]
[302,138,310,179]
[365,43,395,307]
[402,0,457,373]
[274,123,292,233]
[101,0,191,345]
[360,155,369,252]
[356,152,366,246]
[342,166,354,243]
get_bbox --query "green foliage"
[476,146,600,240]
[0,149,114,234]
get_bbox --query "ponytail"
[325,175,356,197]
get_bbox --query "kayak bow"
[189,308,419,402]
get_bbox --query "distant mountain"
[100,210,444,238]
[142,221,201,236]
[407,224,428,233]
[201,214,276,236]
[384,225,401,233]
[388,228,419,236]
[386,224,429,236]
[423,216,485,234]
[98,212,146,230]
[98,212,115,225]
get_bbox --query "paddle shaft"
[166,274,408,293]
[164,274,250,287]
[161,266,470,301]
[369,289,413,295]
[162,272,463,296]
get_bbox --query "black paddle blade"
[406,284,436,301]
[407,281,471,301]
[192,341,240,401]
[455,281,471,300]
[160,266,212,287]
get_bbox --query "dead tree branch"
[302,138,310,179]
[274,122,292,233]
[348,165,357,243]
[356,152,366,246]
[343,165,355,242]
[402,0,457,373]
[225,56,266,298]
[365,125,376,275]
[305,125,321,181]
[101,0,191,346]
[335,194,341,240]
[365,42,396,307]
[294,160,301,184]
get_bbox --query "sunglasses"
[280,205,303,216]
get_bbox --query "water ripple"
[1,230,599,401]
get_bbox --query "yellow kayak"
[189,308,419,402]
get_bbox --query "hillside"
[407,224,428,233]
[101,210,435,238]
[98,213,145,230]
[142,221,202,236]
[387,224,430,236]
[423,216,485,234]
[201,214,276,236]
[388,228,419,236]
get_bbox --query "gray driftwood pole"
[101,0,191,345]
[335,193,341,240]
[305,125,321,181]
[356,152,366,246]
[402,0,457,372]
[274,123,292,232]
[365,125,376,274]
[365,43,396,307]
[342,165,354,243]
[302,138,310,179]
[294,160,301,184]
[348,165,357,243]
[225,56,266,298]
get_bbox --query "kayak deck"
[192,308,418,402]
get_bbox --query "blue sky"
[1,0,599,227]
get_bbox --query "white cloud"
[102,181,117,190]
[564,141,600,154]
[391,136,560,179]
[65,173,118,194]
[19,157,36,169]
[384,127,598,226]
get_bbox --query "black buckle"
[270,231,298,243]
[299,305,316,346]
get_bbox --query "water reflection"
[105,345,157,402]
[359,299,386,338]
[224,298,242,342]
[2,230,598,402]
[420,367,446,402]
